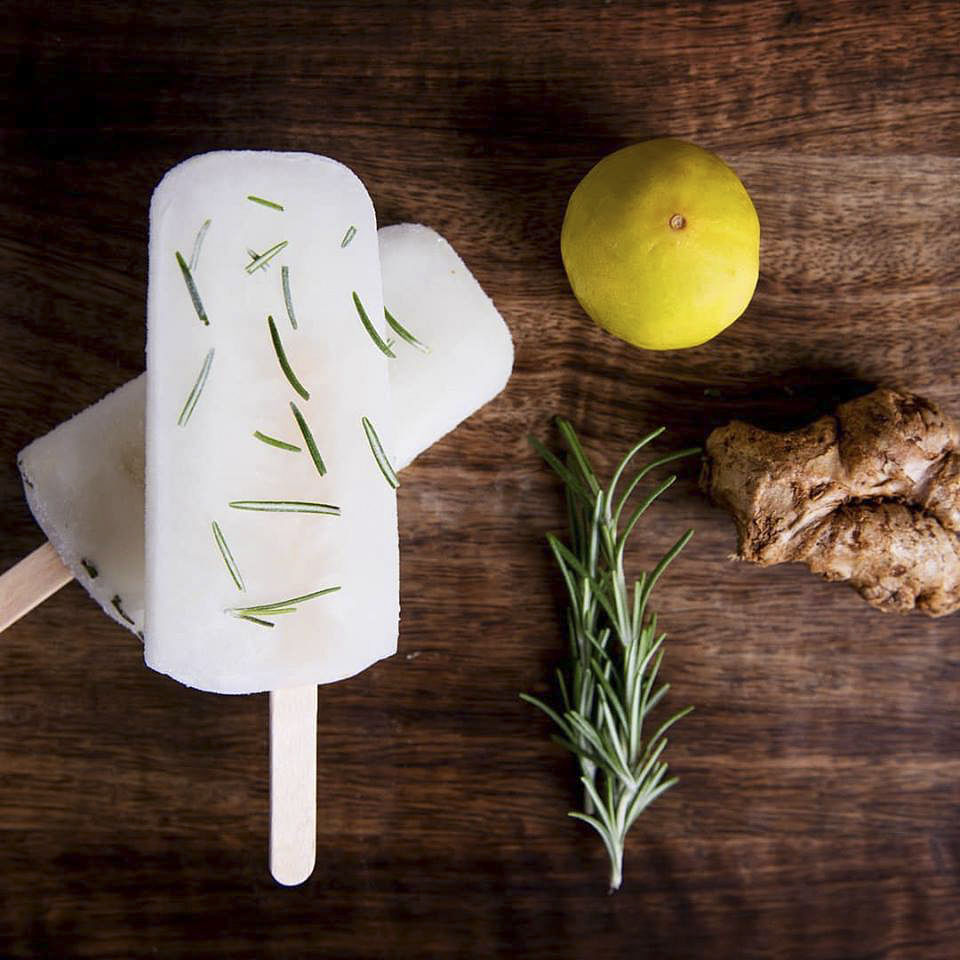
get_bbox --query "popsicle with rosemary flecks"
[8,224,513,640]
[145,151,398,695]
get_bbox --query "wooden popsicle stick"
[0,541,73,634]
[269,684,318,886]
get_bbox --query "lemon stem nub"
[669,214,686,230]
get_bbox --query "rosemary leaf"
[228,500,340,515]
[246,240,288,274]
[341,224,357,247]
[80,558,99,579]
[290,401,326,476]
[522,419,698,893]
[175,251,209,325]
[232,586,341,616]
[177,348,215,427]
[384,307,430,353]
[234,613,276,628]
[281,265,298,329]
[352,292,396,358]
[268,315,310,400]
[362,416,399,488]
[211,520,245,591]
[111,595,135,625]
[247,195,284,211]
[188,219,211,272]
[253,430,301,453]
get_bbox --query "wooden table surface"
[2,2,960,957]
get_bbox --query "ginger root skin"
[700,388,960,617]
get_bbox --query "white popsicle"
[381,224,514,470]
[145,152,398,695]
[14,225,514,637]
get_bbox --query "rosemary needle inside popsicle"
[111,595,135,625]
[177,349,215,426]
[246,240,288,274]
[235,614,276,628]
[229,500,341,515]
[290,402,326,476]
[247,195,284,211]
[211,521,245,591]
[188,219,211,272]
[281,265,298,329]
[353,292,395,358]
[253,430,301,452]
[362,416,399,488]
[232,586,341,616]
[384,307,430,353]
[175,251,209,325]
[341,225,357,247]
[267,315,310,401]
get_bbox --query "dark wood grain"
[2,1,960,957]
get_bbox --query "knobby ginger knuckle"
[701,388,960,617]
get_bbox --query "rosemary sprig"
[353,292,396,358]
[362,416,399,488]
[229,500,340,515]
[268,315,310,400]
[522,418,699,892]
[247,195,284,211]
[281,265,298,329]
[211,520,245,591]
[341,225,357,247]
[384,307,430,354]
[290,401,326,476]
[175,251,209,325]
[246,240,288,273]
[177,348,215,426]
[253,430,301,452]
[189,219,211,272]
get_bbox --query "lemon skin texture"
[561,139,760,351]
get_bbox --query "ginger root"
[700,388,960,616]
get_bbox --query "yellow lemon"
[561,139,760,350]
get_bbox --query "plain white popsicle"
[145,152,399,695]
[17,224,513,644]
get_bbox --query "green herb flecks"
[341,225,357,247]
[177,348,215,427]
[111,595,135,625]
[246,240,288,274]
[175,251,209,325]
[247,195,284,211]
[384,307,430,354]
[362,416,399,489]
[188,219,212,272]
[521,418,699,893]
[80,558,99,579]
[281,265,298,329]
[236,614,276,628]
[229,500,340,515]
[268,315,310,401]
[229,585,341,628]
[232,587,341,616]
[290,402,326,476]
[253,430,301,453]
[211,520,245,591]
[352,292,396,358]
[227,587,340,627]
